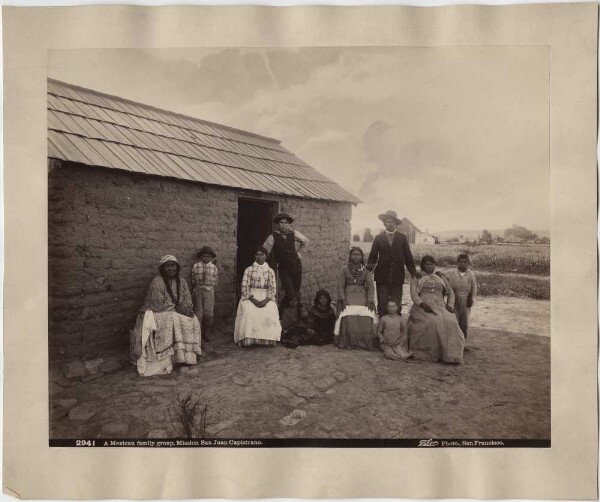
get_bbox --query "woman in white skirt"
[234,246,282,348]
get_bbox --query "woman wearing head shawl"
[334,247,378,350]
[407,255,465,364]
[234,246,282,348]
[130,255,202,376]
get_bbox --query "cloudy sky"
[49,47,549,234]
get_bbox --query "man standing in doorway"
[367,210,419,316]
[263,212,309,309]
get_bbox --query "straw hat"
[378,210,402,224]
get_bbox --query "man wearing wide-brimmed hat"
[263,212,309,309]
[367,210,418,316]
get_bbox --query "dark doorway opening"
[236,198,278,298]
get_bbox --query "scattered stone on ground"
[55,398,78,409]
[153,380,178,387]
[288,397,306,407]
[99,422,130,436]
[84,358,105,375]
[293,383,318,398]
[51,408,70,421]
[50,298,550,441]
[147,429,169,438]
[63,361,87,379]
[314,376,337,390]
[279,409,307,427]
[82,373,104,382]
[202,359,228,368]
[69,405,98,422]
[332,371,347,382]
[100,359,122,373]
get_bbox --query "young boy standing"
[192,246,218,342]
[446,253,477,339]
[377,300,411,361]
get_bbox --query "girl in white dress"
[234,246,282,348]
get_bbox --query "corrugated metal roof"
[47,79,359,203]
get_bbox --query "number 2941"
[76,440,95,446]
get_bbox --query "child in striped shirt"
[192,246,218,342]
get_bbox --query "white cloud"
[50,46,550,234]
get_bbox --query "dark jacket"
[367,232,417,286]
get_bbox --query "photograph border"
[3,4,597,499]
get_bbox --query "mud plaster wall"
[48,161,352,359]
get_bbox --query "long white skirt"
[234,288,281,344]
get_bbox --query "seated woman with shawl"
[130,255,202,376]
[334,247,378,350]
[234,246,282,348]
[407,255,465,364]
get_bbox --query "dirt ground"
[50,295,550,440]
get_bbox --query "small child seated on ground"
[377,300,411,361]
[281,296,301,332]
[310,289,336,346]
[281,302,318,348]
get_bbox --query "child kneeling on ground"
[377,300,412,361]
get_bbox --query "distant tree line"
[354,224,549,245]
[445,224,549,245]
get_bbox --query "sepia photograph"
[47,46,550,445]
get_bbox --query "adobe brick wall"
[48,161,352,360]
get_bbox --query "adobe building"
[47,79,359,360]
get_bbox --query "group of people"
[130,209,477,377]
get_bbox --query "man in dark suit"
[367,210,419,316]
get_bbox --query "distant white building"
[415,231,438,245]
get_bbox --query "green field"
[353,241,550,276]
[352,241,550,300]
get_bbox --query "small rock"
[69,405,97,422]
[55,398,78,409]
[202,359,227,368]
[100,359,122,373]
[99,422,129,436]
[205,418,240,436]
[187,367,200,376]
[332,371,347,382]
[63,361,87,379]
[314,376,337,390]
[288,397,306,407]
[82,373,104,382]
[233,376,253,386]
[294,383,317,398]
[178,366,190,374]
[55,376,75,388]
[273,386,295,399]
[83,358,104,375]
[325,389,336,395]
[279,409,307,427]
[147,429,169,438]
[51,408,69,421]
[153,379,178,387]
